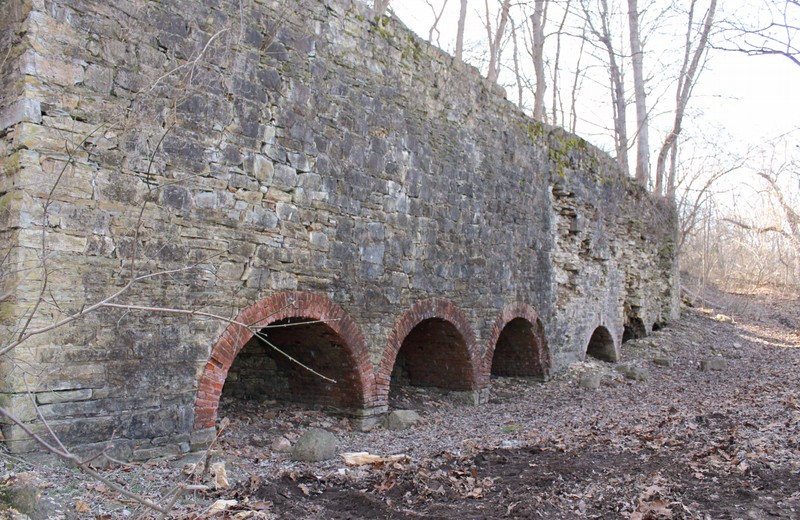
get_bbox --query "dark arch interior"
[652,321,665,331]
[221,318,363,411]
[390,318,474,403]
[586,326,617,362]
[622,317,647,342]
[491,318,548,379]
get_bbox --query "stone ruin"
[0,0,678,458]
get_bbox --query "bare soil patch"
[2,292,799,519]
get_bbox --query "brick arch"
[375,299,480,407]
[193,291,375,430]
[484,302,551,382]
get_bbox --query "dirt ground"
[2,289,799,519]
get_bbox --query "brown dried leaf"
[75,500,91,513]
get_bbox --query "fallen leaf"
[252,500,273,511]
[466,487,483,498]
[209,499,237,514]
[75,500,90,513]
[211,462,230,490]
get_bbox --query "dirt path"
[2,294,799,519]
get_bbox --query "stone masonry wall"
[0,0,678,457]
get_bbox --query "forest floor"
[2,288,799,519]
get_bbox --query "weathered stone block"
[700,357,727,371]
[291,428,337,462]
[35,389,93,405]
[579,372,602,389]
[384,410,422,431]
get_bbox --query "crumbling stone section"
[0,0,678,456]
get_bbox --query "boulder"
[700,357,727,371]
[652,357,673,367]
[384,410,423,431]
[291,428,337,462]
[578,372,602,389]
[616,364,648,381]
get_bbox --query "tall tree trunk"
[455,0,468,61]
[628,0,650,187]
[655,0,717,196]
[510,16,525,109]
[531,0,547,121]
[598,0,629,176]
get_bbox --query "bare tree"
[484,0,513,83]
[530,0,548,120]
[455,0,469,61]
[716,0,799,67]
[654,0,717,197]
[580,0,630,176]
[425,0,450,47]
[510,14,527,108]
[549,0,573,127]
[628,0,650,186]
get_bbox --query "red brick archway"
[375,299,480,407]
[484,302,550,382]
[193,291,375,430]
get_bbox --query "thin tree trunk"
[510,16,525,109]
[655,0,717,196]
[531,0,547,121]
[598,0,629,176]
[628,0,650,187]
[426,0,450,46]
[485,0,512,83]
[455,0,468,61]
[551,0,572,126]
[569,20,588,134]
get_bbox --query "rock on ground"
[291,428,337,462]
[384,410,422,431]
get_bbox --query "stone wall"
[0,0,678,457]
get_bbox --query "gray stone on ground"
[652,357,673,367]
[1,472,63,519]
[578,372,602,389]
[384,410,423,431]
[700,357,727,371]
[291,428,337,462]
[616,364,648,381]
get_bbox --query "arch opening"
[220,318,363,412]
[490,318,549,379]
[194,291,375,432]
[586,326,617,362]
[622,317,647,343]
[652,321,665,331]
[389,318,475,407]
